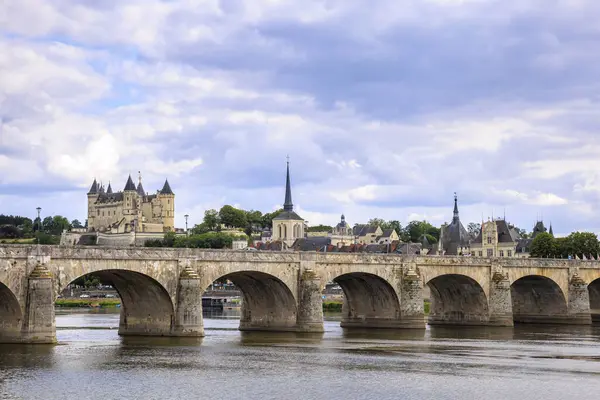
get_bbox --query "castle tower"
[87,178,99,231]
[272,159,304,248]
[123,174,139,231]
[157,179,175,231]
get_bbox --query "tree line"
[145,231,247,249]
[530,232,600,259]
[0,214,84,244]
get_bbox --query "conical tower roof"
[137,182,145,196]
[160,179,174,195]
[106,182,113,194]
[124,175,136,191]
[88,178,98,194]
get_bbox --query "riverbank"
[55,298,431,314]
[55,298,121,308]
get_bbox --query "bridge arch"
[0,281,23,342]
[588,278,600,324]
[426,274,490,326]
[511,275,568,324]
[205,270,298,331]
[332,272,401,329]
[59,270,176,336]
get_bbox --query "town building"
[515,221,552,257]
[86,174,175,233]
[470,218,521,258]
[438,194,471,255]
[271,160,305,248]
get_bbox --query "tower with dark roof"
[272,159,304,248]
[439,193,470,255]
[86,173,175,234]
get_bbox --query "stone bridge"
[1,245,600,343]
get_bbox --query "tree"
[568,232,600,259]
[203,209,220,231]
[387,220,402,235]
[514,227,530,239]
[260,209,284,229]
[529,232,555,258]
[402,221,441,243]
[219,205,247,228]
[0,225,22,239]
[71,219,84,229]
[467,223,481,239]
[367,218,386,227]
[307,225,333,232]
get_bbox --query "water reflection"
[2,310,600,400]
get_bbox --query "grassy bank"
[323,300,431,314]
[55,298,121,308]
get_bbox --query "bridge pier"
[296,268,325,333]
[488,272,514,327]
[400,266,426,329]
[567,273,592,325]
[173,265,205,337]
[21,263,57,344]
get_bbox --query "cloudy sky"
[2,0,600,235]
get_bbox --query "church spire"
[283,157,293,211]
[549,223,554,236]
[452,192,459,223]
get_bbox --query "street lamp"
[36,207,42,257]
[184,214,189,236]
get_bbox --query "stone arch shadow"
[426,274,490,326]
[588,278,600,324]
[207,270,298,332]
[330,272,401,329]
[0,281,23,342]
[511,275,568,324]
[59,270,176,336]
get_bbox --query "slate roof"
[440,194,470,255]
[137,182,145,196]
[106,182,113,194]
[353,224,379,236]
[88,179,98,194]
[160,179,174,195]
[124,175,136,191]
[291,237,331,251]
[95,192,124,203]
[272,210,304,221]
[532,221,547,238]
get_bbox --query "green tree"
[529,232,555,258]
[307,225,333,232]
[219,205,247,228]
[403,221,440,243]
[568,232,600,259]
[368,218,386,227]
[387,220,402,235]
[260,209,283,229]
[203,209,220,231]
[71,219,84,229]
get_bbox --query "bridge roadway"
[1,245,600,343]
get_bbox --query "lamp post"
[36,207,42,257]
[184,214,189,236]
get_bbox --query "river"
[1,309,599,399]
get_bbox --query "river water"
[1,309,600,400]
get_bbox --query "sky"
[2,0,600,236]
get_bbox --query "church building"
[271,160,305,248]
[438,194,471,255]
[86,173,175,233]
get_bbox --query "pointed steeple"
[106,182,113,194]
[136,172,145,196]
[160,179,174,195]
[124,174,136,191]
[452,192,459,223]
[284,158,293,211]
[549,223,554,236]
[88,178,98,194]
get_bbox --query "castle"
[86,174,175,233]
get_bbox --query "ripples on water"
[1,309,600,400]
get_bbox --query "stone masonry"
[1,245,600,343]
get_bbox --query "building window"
[487,249,493,257]
[508,250,512,257]
[487,236,492,244]
[500,250,504,257]
[97,210,100,216]
[478,251,482,257]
